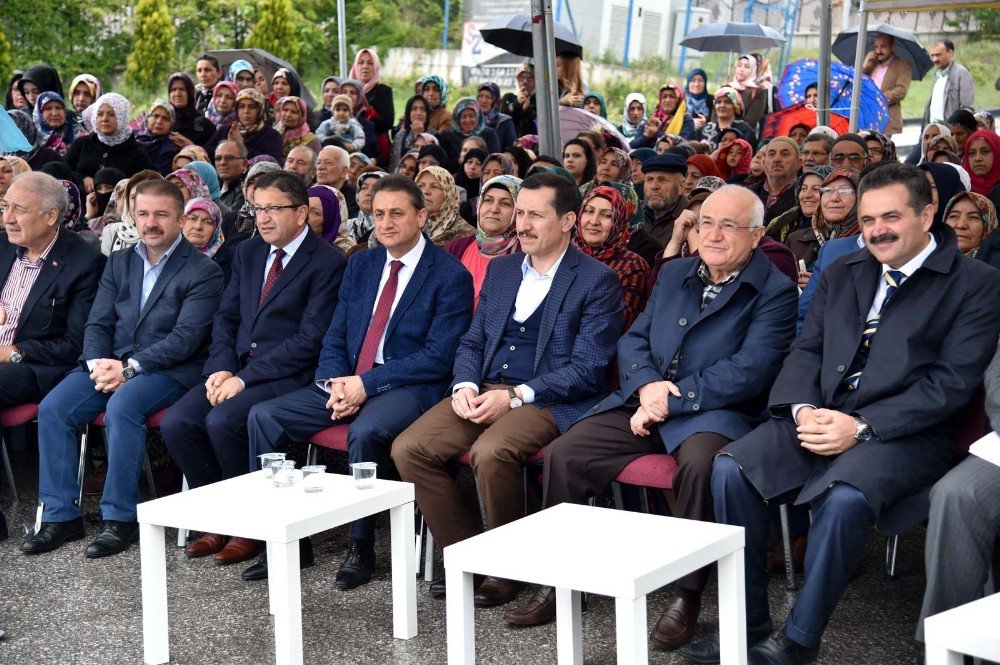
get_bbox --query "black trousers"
[543,407,731,593]
[0,363,43,408]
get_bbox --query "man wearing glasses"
[800,133,833,170]
[828,134,871,170]
[214,139,248,213]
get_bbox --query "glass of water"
[302,465,327,493]
[272,460,297,488]
[259,452,286,477]
[350,462,377,489]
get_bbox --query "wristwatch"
[121,364,137,381]
[853,415,873,442]
[8,349,22,364]
[508,387,523,409]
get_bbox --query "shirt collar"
[387,232,426,269]
[697,259,744,286]
[521,246,568,279]
[936,62,954,78]
[271,225,309,258]
[135,233,183,267]
[882,233,937,279]
[17,230,59,264]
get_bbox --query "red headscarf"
[687,154,720,180]
[715,139,753,180]
[962,129,1000,197]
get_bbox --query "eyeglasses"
[696,220,756,234]
[249,204,301,216]
[819,187,856,197]
[830,153,867,164]
[215,155,243,163]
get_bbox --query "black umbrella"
[832,24,933,80]
[206,48,316,108]
[679,21,786,53]
[480,14,582,58]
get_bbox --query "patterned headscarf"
[963,129,1000,197]
[347,170,388,246]
[415,166,473,245]
[685,69,711,118]
[349,48,383,95]
[137,99,175,141]
[593,147,632,185]
[421,75,449,109]
[92,93,133,147]
[620,92,648,139]
[812,168,860,245]
[32,92,79,145]
[652,83,689,137]
[2,156,31,176]
[184,161,221,200]
[475,175,522,256]
[167,168,211,201]
[716,138,753,179]
[183,197,224,258]
[234,88,266,135]
[172,145,210,171]
[713,87,743,117]
[308,184,347,244]
[730,54,758,90]
[575,183,638,261]
[206,81,239,125]
[692,175,726,194]
[339,79,368,115]
[483,152,517,177]
[60,179,84,231]
[975,111,996,132]
[478,82,503,127]
[275,96,311,155]
[860,130,897,163]
[228,59,254,82]
[451,98,486,137]
[943,190,998,257]
[68,74,102,111]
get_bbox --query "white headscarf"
[92,93,133,147]
[620,93,648,139]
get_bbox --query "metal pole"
[623,0,635,67]
[442,0,451,50]
[531,0,562,158]
[678,0,693,76]
[817,0,832,127]
[849,8,869,132]
[337,0,348,79]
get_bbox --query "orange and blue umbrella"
[777,59,890,133]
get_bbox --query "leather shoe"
[748,627,819,665]
[769,536,807,574]
[677,618,773,664]
[214,537,263,565]
[651,592,701,650]
[505,585,583,627]
[474,577,523,607]
[85,520,139,558]
[21,517,85,555]
[428,573,485,599]
[242,538,315,581]
[185,533,226,558]
[335,539,375,590]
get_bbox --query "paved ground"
[0,442,929,665]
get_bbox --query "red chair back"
[308,424,350,452]
[613,454,678,490]
[0,403,39,428]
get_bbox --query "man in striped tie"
[681,162,1000,665]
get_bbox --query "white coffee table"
[924,592,1000,664]
[444,503,746,665]
[136,470,417,665]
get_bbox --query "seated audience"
[135,99,179,176]
[943,190,997,258]
[745,137,800,225]
[32,92,85,157]
[65,93,152,188]
[415,166,475,245]
[785,168,859,274]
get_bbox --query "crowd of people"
[2,35,1000,663]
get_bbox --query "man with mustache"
[392,172,623,608]
[634,153,688,255]
[682,162,1000,664]
[23,179,223,559]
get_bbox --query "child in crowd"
[316,95,366,152]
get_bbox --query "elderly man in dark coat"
[682,162,1000,665]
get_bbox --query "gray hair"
[12,171,68,220]
[803,133,835,153]
[320,145,350,168]
[217,139,248,159]
[287,145,317,167]
[708,184,765,229]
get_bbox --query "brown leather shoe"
[214,537,263,565]
[184,533,226,558]
[429,574,484,599]
[769,536,807,574]
[650,592,701,650]
[504,585,556,626]
[474,577,523,608]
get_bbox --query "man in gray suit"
[923,39,975,126]
[917,346,1000,640]
[22,179,224,559]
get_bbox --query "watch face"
[122,366,136,380]
[9,351,21,363]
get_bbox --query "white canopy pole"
[337,0,348,78]
[531,0,562,159]
[849,8,869,132]
[817,0,833,127]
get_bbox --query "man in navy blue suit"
[247,174,474,590]
[23,179,223,559]
[392,172,623,607]
[161,170,346,572]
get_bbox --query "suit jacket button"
[251,342,257,349]
[657,357,664,365]
[836,364,845,372]
[687,391,696,399]
[593,404,600,411]
[678,318,687,326]
[631,363,638,370]
[692,404,700,411]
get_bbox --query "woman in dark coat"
[135,99,180,176]
[16,64,63,110]
[166,72,216,147]
[348,49,394,138]
[438,98,500,164]
[204,88,283,163]
[64,93,152,190]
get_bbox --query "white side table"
[444,502,746,664]
[137,471,417,665]
[924,593,1000,664]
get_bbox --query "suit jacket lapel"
[385,241,433,339]
[534,247,578,370]
[352,248,387,358]
[16,231,69,335]
[129,249,144,322]
[249,240,269,310]
[254,231,315,323]
[137,241,189,327]
[852,257,880,323]
[484,258,520,366]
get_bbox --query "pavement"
[0,442,929,665]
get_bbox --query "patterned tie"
[841,270,904,392]
[355,260,404,374]
[259,248,286,307]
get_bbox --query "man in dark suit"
[517,186,797,640]
[682,163,1000,664]
[247,174,473,590]
[22,179,224,559]
[0,172,105,407]
[392,172,624,608]
[161,170,346,570]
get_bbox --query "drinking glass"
[350,462,377,489]
[302,465,327,493]
[272,460,297,488]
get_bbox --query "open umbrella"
[559,106,629,150]
[679,22,786,53]
[206,48,316,108]
[777,59,890,132]
[480,14,582,58]
[0,110,32,153]
[762,102,849,140]
[832,24,933,80]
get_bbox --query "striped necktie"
[841,270,904,392]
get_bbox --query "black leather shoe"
[747,627,819,665]
[85,520,139,558]
[335,539,375,590]
[678,619,774,664]
[242,538,315,581]
[21,517,85,555]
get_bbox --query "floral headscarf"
[475,174,522,256]
[347,170,387,246]
[339,79,368,115]
[575,184,637,261]
[860,130,897,163]
[206,81,239,125]
[307,184,347,244]
[963,129,1000,197]
[137,99,175,140]
[167,167,210,202]
[483,152,517,177]
[228,59,254,83]
[812,168,860,245]
[349,49,382,95]
[975,110,996,132]
[184,161,221,200]
[652,83,687,128]
[620,93,647,139]
[478,83,503,127]
[69,74,102,111]
[92,93,133,147]
[593,147,632,185]
[943,190,998,257]
[183,197,224,258]
[234,88,266,135]
[60,179,84,231]
[416,166,474,245]
[451,97,486,137]
[172,145,210,171]
[32,92,82,151]
[274,96,311,155]
[713,87,743,117]
[421,75,449,110]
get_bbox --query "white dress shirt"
[929,64,951,124]
[261,225,309,292]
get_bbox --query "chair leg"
[142,451,157,499]
[306,444,317,467]
[885,535,899,579]
[639,488,651,514]
[779,503,796,591]
[176,476,189,547]
[611,482,625,510]
[77,426,90,509]
[522,466,530,516]
[424,529,435,582]
[0,434,19,509]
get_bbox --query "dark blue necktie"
[841,270,904,392]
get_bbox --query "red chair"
[611,454,678,514]
[306,424,350,466]
[0,403,40,508]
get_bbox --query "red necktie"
[259,248,286,307]
[355,260,404,374]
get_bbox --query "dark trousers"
[543,407,731,593]
[160,380,281,490]
[713,455,874,647]
[0,363,43,408]
[248,385,423,542]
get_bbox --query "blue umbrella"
[0,110,32,153]
[777,59,891,133]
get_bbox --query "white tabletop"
[444,503,744,599]
[924,592,1000,661]
[137,471,414,543]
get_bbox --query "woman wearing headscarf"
[389,95,433,173]
[206,81,239,127]
[920,161,970,226]
[0,156,29,197]
[166,72,216,147]
[914,122,952,164]
[421,76,452,132]
[630,83,694,149]
[135,99,179,176]
[184,161,224,207]
[575,183,650,327]
[975,110,996,132]
[944,191,998,259]
[785,168,860,270]
[582,92,607,118]
[31,92,85,157]
[859,130,897,164]
[180,197,236,282]
[274,96,320,159]
[396,150,420,179]
[685,69,713,126]
[727,54,768,130]
[502,146,534,178]
[476,82,516,150]
[6,109,63,171]
[6,72,27,111]
[444,174,522,306]
[619,93,648,141]
[83,166,126,223]
[963,129,1000,211]
[165,167,210,205]
[205,88,283,163]
[415,165,476,245]
[69,74,102,116]
[765,165,834,244]
[593,147,633,187]
[99,169,163,255]
[693,87,756,153]
[683,154,720,195]
[17,65,63,110]
[317,76,342,124]
[228,60,256,90]
[65,93,152,189]
[339,78,385,165]
[232,160,282,238]
[306,183,348,247]
[715,137,753,182]
[346,170,387,249]
[439,97,500,164]
[349,48,395,138]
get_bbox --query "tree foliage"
[125,0,177,91]
[0,24,12,90]
[947,9,1000,40]
[246,0,301,68]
